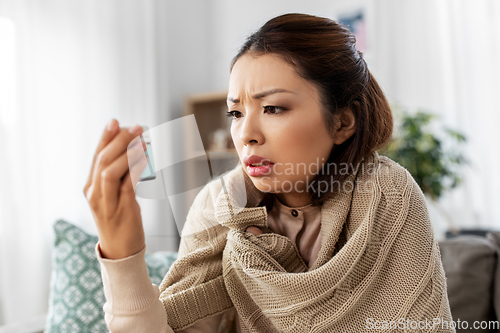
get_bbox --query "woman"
[84,13,455,332]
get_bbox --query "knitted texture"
[158,151,454,332]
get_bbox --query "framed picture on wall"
[329,0,373,63]
[338,10,367,53]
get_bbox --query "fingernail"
[107,119,117,131]
[128,125,142,134]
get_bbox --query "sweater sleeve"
[155,180,235,331]
[96,242,225,333]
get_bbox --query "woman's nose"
[239,112,264,146]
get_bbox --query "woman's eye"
[264,106,285,114]
[226,111,242,119]
[226,107,285,119]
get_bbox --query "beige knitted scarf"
[158,151,455,332]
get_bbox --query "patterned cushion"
[44,219,177,333]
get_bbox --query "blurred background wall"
[0,0,498,327]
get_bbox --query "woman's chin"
[248,177,276,194]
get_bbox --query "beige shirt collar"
[267,195,323,268]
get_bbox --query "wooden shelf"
[184,91,233,153]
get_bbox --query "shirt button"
[291,209,298,217]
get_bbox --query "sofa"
[439,232,500,332]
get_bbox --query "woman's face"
[227,53,335,207]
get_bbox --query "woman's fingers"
[246,226,263,236]
[84,119,120,195]
[90,126,144,201]
[129,151,148,190]
[121,154,147,201]
[94,126,144,180]
[100,141,147,209]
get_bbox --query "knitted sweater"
[97,151,455,332]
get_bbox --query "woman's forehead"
[228,53,317,103]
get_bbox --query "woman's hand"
[246,226,263,236]
[83,119,149,259]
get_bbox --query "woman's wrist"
[98,236,146,260]
[96,242,159,312]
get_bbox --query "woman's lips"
[243,155,274,177]
[247,163,274,177]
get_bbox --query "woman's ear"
[333,108,356,145]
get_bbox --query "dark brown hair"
[231,13,393,206]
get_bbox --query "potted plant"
[379,108,468,237]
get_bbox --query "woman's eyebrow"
[227,89,295,104]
